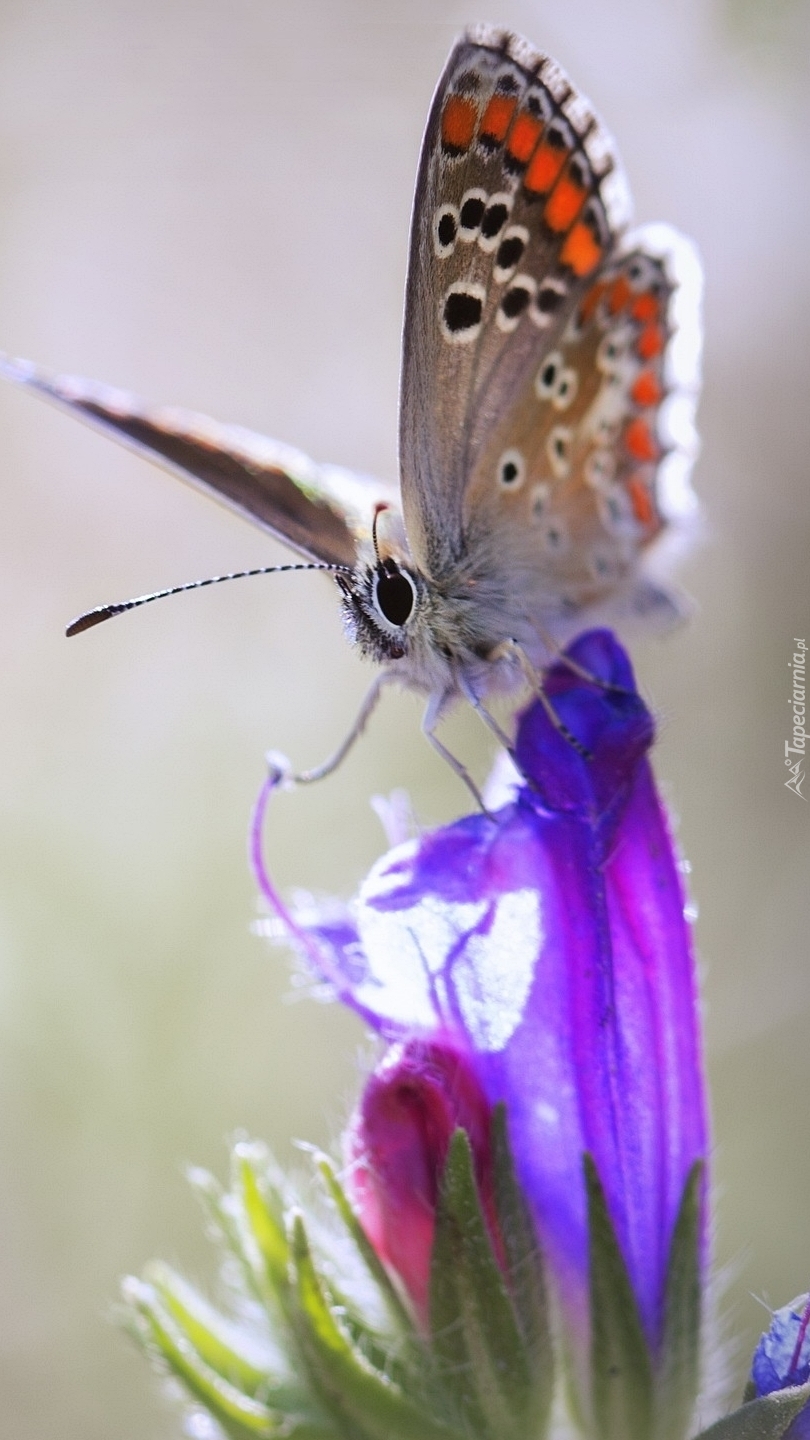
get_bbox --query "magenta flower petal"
[255,630,708,1357]
[346,1039,495,1322]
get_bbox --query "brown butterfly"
[1,24,701,799]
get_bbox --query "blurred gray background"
[0,0,808,1433]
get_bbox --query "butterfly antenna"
[65,561,352,636]
[371,503,389,564]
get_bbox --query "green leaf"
[429,1128,534,1440]
[290,1213,458,1440]
[654,1160,704,1440]
[585,1153,654,1440]
[692,1381,810,1439]
[490,1104,554,1432]
[317,1156,416,1338]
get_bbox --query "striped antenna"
[66,561,352,636]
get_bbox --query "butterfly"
[0,24,701,799]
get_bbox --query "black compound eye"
[374,571,415,627]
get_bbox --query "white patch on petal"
[451,889,541,1052]
[356,852,489,1028]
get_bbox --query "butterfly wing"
[461,223,702,633]
[399,24,700,637]
[0,354,397,568]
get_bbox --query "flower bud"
[346,1039,495,1321]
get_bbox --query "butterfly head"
[338,556,424,665]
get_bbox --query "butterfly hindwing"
[0,354,397,568]
[462,225,702,629]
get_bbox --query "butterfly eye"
[458,188,488,240]
[552,367,579,411]
[373,569,416,629]
[534,351,564,399]
[493,225,529,282]
[546,425,573,478]
[496,448,526,491]
[434,204,459,259]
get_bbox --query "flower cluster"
[125,633,810,1440]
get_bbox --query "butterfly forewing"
[0,355,396,568]
[399,24,632,581]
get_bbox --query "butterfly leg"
[457,671,515,753]
[422,689,490,814]
[291,670,390,785]
[489,638,593,761]
[531,619,631,695]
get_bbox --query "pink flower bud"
[346,1039,495,1321]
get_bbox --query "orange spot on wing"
[506,109,543,163]
[631,370,663,408]
[628,476,656,527]
[441,94,478,154]
[479,93,517,145]
[560,221,602,276]
[524,141,567,193]
[579,279,607,324]
[544,173,587,232]
[624,417,659,463]
[631,292,659,322]
[636,323,665,360]
[608,275,632,313]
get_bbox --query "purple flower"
[752,1295,810,1397]
[252,630,709,1372]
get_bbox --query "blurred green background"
[0,0,808,1432]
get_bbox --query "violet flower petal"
[752,1296,810,1397]
[255,631,708,1352]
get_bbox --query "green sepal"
[692,1380,810,1439]
[654,1160,704,1440]
[290,1212,458,1440]
[585,1152,654,1440]
[232,1143,291,1306]
[145,1260,278,1398]
[490,1103,554,1432]
[429,1127,537,1440]
[125,1276,283,1439]
[316,1155,417,1337]
[187,1162,275,1314]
